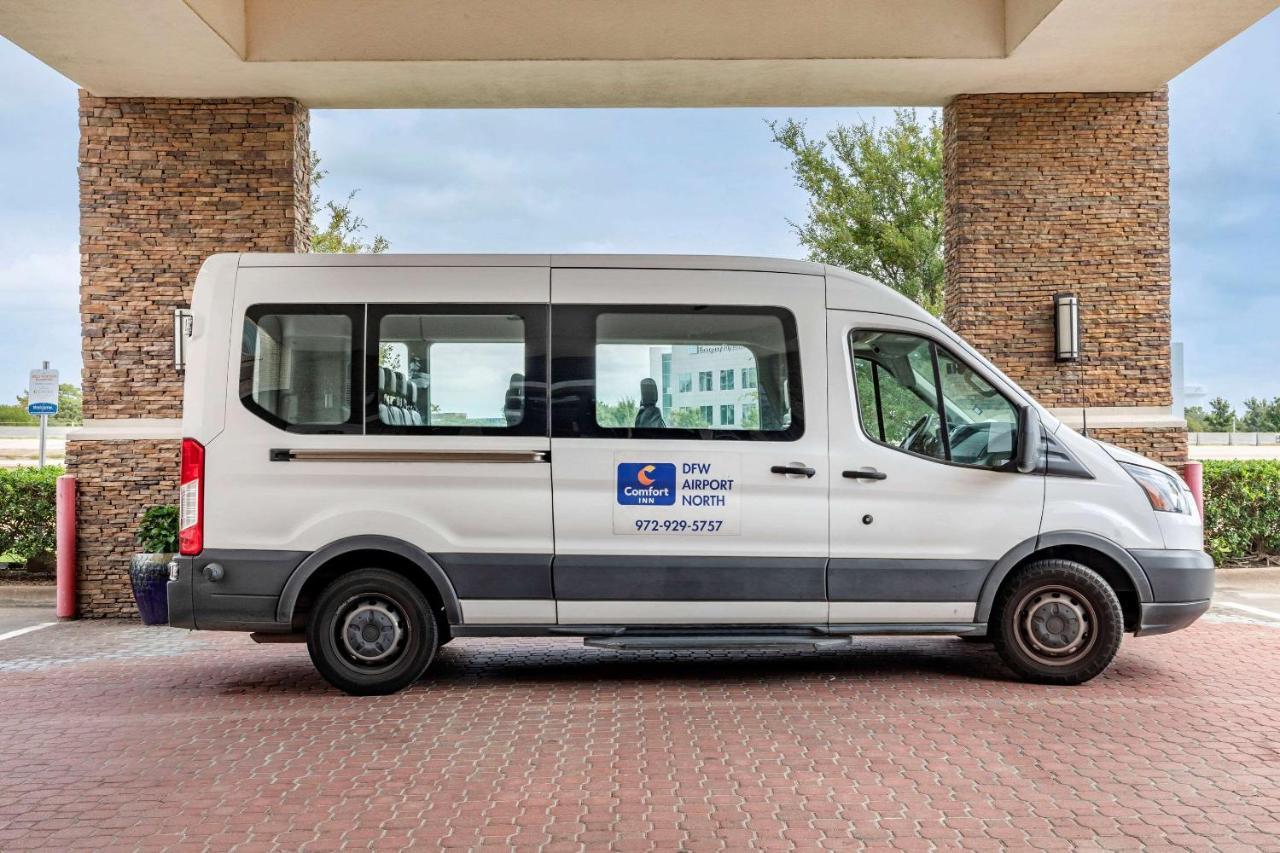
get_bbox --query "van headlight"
[1120,462,1191,514]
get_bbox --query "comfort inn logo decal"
[616,463,677,506]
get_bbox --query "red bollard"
[1182,461,1204,520]
[56,475,77,620]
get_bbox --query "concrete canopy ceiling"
[0,0,1275,107]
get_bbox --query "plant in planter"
[130,505,178,625]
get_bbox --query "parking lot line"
[1214,600,1280,621]
[0,622,56,643]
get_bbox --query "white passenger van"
[168,254,1213,694]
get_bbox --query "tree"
[0,402,31,426]
[771,109,944,315]
[669,408,712,429]
[1184,406,1210,433]
[1204,397,1237,432]
[739,391,761,429]
[51,384,81,426]
[1240,397,1280,432]
[309,151,390,255]
[596,397,638,428]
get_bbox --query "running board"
[585,635,855,651]
[451,623,986,639]
[249,632,305,644]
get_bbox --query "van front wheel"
[992,559,1123,685]
[306,568,438,695]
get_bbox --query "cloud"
[0,248,82,394]
[309,107,844,255]
[1167,9,1280,407]
[0,249,78,312]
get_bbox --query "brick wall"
[65,440,181,616]
[1087,427,1188,468]
[73,94,309,616]
[79,95,310,419]
[943,90,1181,463]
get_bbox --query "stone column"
[943,90,1185,465]
[72,94,310,616]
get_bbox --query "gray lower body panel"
[180,550,307,631]
[1129,549,1215,602]
[553,555,827,601]
[173,550,995,633]
[435,553,552,599]
[1135,600,1211,636]
[827,558,991,602]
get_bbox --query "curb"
[0,584,57,608]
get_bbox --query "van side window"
[366,305,548,436]
[551,305,803,441]
[850,330,1017,468]
[240,305,363,433]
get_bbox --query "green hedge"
[1203,460,1280,565]
[0,466,63,567]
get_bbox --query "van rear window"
[240,305,363,433]
[375,313,525,429]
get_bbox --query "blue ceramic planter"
[129,553,171,625]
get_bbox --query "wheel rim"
[1013,584,1098,667]
[336,594,406,667]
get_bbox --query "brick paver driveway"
[1,619,1278,851]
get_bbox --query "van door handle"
[771,464,816,478]
[843,468,887,481]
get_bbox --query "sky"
[0,9,1277,412]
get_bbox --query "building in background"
[649,345,760,428]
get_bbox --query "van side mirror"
[1016,406,1043,474]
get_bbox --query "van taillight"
[179,438,205,556]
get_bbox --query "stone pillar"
[943,90,1185,465]
[72,94,310,616]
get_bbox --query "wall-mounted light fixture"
[1054,293,1080,362]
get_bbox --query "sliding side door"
[549,266,829,626]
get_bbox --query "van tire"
[992,559,1123,685]
[306,568,438,695]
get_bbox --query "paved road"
[1209,567,1280,625]
[2,608,1279,850]
[0,605,56,639]
[0,426,69,467]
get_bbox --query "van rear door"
[549,266,829,626]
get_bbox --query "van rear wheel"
[306,568,437,695]
[992,559,1123,685]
